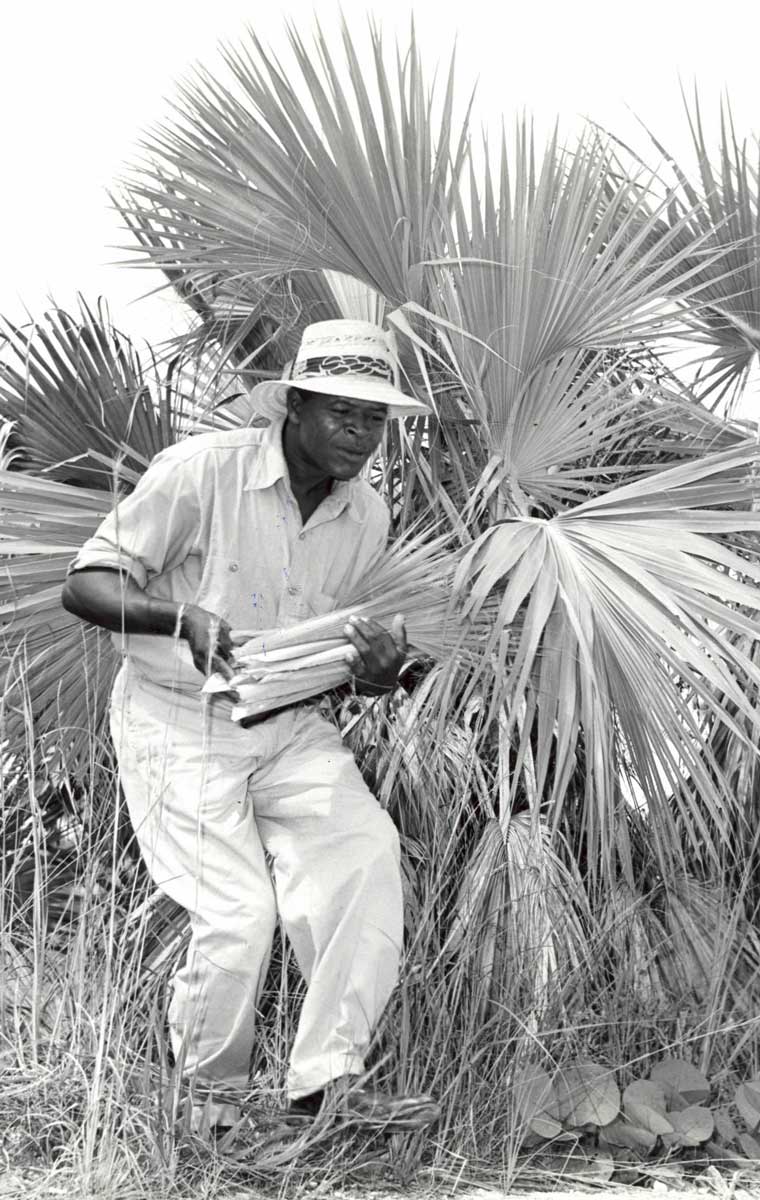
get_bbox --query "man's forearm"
[62,568,235,680]
[61,568,186,637]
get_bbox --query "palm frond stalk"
[211,532,491,720]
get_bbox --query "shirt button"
[287,585,301,596]
[229,562,239,573]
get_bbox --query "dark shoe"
[290,1075,440,1132]
[288,1089,324,1119]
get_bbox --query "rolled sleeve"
[67,451,200,588]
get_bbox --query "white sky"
[2,0,759,384]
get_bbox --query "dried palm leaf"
[209,532,489,720]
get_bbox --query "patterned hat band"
[247,319,430,417]
[291,354,394,384]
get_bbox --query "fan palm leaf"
[630,92,760,410]
[0,468,115,768]
[117,204,343,395]
[0,469,116,769]
[415,346,749,513]
[389,121,734,442]
[0,298,188,486]
[0,299,194,772]
[449,441,760,881]
[118,19,470,313]
[0,297,270,769]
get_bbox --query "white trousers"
[110,666,403,1113]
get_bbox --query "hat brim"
[249,377,430,418]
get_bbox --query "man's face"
[286,391,389,480]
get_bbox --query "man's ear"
[285,387,305,424]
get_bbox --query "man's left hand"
[343,613,407,695]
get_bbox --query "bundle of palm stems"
[204,532,485,721]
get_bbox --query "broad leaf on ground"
[554,1061,620,1127]
[649,1056,710,1107]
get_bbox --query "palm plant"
[3,15,760,1182]
[0,298,189,482]
[620,91,760,412]
[120,20,470,306]
[0,300,204,770]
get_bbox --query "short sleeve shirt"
[68,419,390,694]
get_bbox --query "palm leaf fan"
[0,297,187,486]
[0,300,203,772]
[632,91,760,412]
[449,441,760,885]
[117,17,470,312]
[391,120,734,461]
[115,201,345,404]
[0,469,116,773]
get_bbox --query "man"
[61,319,439,1139]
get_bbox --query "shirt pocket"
[195,552,247,619]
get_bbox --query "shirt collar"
[244,417,362,522]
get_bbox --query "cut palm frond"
[452,442,760,880]
[211,532,490,720]
[0,297,185,486]
[118,19,470,312]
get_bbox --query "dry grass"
[4,681,760,1200]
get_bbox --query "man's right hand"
[180,605,235,681]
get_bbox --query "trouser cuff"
[287,1053,366,1100]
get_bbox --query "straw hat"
[248,319,429,419]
